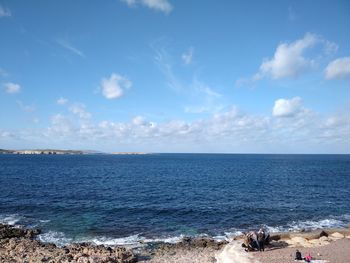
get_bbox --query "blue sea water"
[0,154,350,246]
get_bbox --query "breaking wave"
[0,214,22,225]
[264,214,350,233]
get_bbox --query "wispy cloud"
[56,39,85,58]
[121,0,173,14]
[153,46,183,92]
[57,97,68,105]
[69,103,91,119]
[182,47,194,65]
[152,43,223,114]
[0,5,11,18]
[16,100,36,112]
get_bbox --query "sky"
[0,0,350,153]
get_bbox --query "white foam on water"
[38,231,73,246]
[212,235,228,242]
[0,214,22,225]
[88,234,185,247]
[262,214,350,233]
[144,234,185,244]
[287,218,346,231]
[88,234,142,247]
[216,241,261,263]
[224,230,244,238]
[264,225,284,233]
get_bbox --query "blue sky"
[1,0,350,153]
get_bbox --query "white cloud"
[325,57,350,80]
[57,97,68,105]
[121,0,173,14]
[255,33,318,80]
[323,40,338,55]
[122,0,137,6]
[2,102,350,153]
[56,39,85,58]
[100,73,132,99]
[0,5,11,17]
[182,47,194,65]
[196,83,221,98]
[132,116,148,126]
[272,97,304,118]
[69,103,91,119]
[142,0,172,13]
[48,114,75,136]
[3,82,21,94]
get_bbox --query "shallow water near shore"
[1,154,350,246]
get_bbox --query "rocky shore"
[2,223,350,263]
[0,224,136,263]
[0,224,227,263]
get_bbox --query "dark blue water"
[0,154,350,245]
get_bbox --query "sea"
[0,154,349,247]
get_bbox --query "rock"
[287,236,312,247]
[178,237,228,250]
[269,234,281,241]
[0,224,41,240]
[319,230,328,238]
[330,232,345,240]
[319,236,329,242]
[25,228,41,239]
[0,224,27,239]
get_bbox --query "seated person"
[295,249,303,260]
[304,253,312,262]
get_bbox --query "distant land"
[0,149,84,155]
[0,149,150,155]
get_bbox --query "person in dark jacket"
[257,229,266,252]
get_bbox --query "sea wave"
[38,231,73,246]
[37,232,186,247]
[264,214,350,233]
[0,214,22,225]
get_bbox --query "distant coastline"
[0,149,84,155]
[0,149,150,155]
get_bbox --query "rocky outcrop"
[0,224,136,263]
[0,223,41,239]
[152,236,228,256]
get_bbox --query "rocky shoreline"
[0,223,136,263]
[2,223,350,263]
[0,224,227,263]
